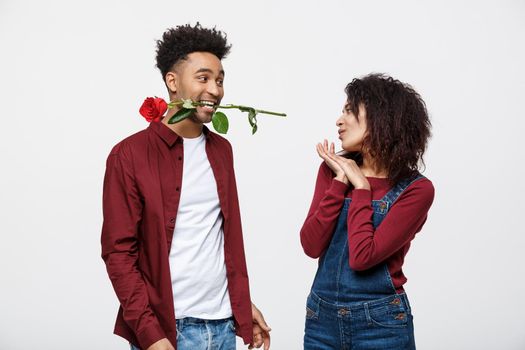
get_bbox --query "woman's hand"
[318,143,370,190]
[330,155,370,190]
[316,140,349,185]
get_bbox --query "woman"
[301,73,434,350]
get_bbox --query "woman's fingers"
[326,149,341,164]
[316,143,326,159]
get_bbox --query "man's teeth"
[199,101,216,107]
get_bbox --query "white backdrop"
[1,0,524,349]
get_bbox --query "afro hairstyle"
[155,22,231,82]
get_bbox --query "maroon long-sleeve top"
[300,162,435,291]
[101,121,253,349]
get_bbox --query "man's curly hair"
[345,73,431,185]
[155,23,231,81]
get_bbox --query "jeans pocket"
[228,318,236,332]
[366,303,410,328]
[305,293,319,320]
[306,306,317,320]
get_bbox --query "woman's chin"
[341,142,361,153]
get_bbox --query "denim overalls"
[304,175,423,350]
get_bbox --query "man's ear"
[165,71,178,94]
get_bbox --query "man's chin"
[195,113,214,124]
[199,118,213,124]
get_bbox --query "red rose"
[139,97,168,122]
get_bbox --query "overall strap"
[380,173,425,209]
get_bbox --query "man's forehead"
[193,67,225,76]
[184,52,224,74]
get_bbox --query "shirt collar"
[149,120,211,147]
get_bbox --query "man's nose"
[206,81,220,97]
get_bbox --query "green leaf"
[248,110,257,127]
[247,110,258,134]
[182,99,196,109]
[212,111,229,134]
[168,108,193,124]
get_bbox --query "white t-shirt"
[169,133,232,320]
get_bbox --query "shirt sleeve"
[300,162,349,258]
[227,141,254,345]
[347,178,435,271]
[100,144,166,348]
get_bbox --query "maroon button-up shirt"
[101,121,253,349]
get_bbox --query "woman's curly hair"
[345,73,431,185]
[155,23,231,81]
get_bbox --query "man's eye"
[198,76,208,82]
[217,80,224,87]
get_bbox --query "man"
[101,23,271,350]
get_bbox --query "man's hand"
[146,338,175,350]
[249,303,271,350]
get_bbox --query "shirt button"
[176,187,180,191]
[170,218,175,223]
[178,156,182,160]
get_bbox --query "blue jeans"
[130,317,236,350]
[304,291,415,350]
